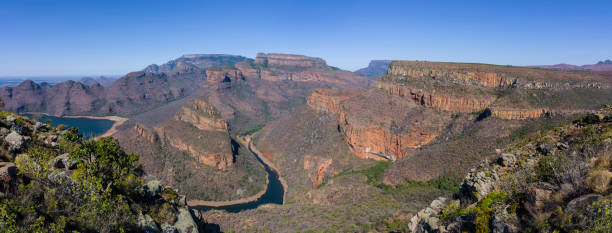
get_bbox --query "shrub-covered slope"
[0,112,212,233]
[409,106,612,232]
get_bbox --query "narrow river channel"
[191,140,285,213]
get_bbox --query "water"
[192,141,284,213]
[24,114,115,138]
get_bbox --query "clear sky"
[1,0,611,76]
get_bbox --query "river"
[191,138,285,213]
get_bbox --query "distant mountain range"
[530,59,612,71]
[78,76,117,87]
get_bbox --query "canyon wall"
[306,88,448,160]
[374,81,494,113]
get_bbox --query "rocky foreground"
[0,112,213,233]
[410,106,612,232]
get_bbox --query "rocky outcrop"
[205,67,245,83]
[383,60,611,90]
[254,53,326,68]
[303,155,333,188]
[306,89,357,113]
[461,159,500,200]
[307,89,447,161]
[174,99,228,131]
[385,61,517,88]
[339,112,439,160]
[134,124,159,144]
[164,133,233,170]
[491,108,548,120]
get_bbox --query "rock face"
[385,61,517,88]
[205,67,244,83]
[491,108,548,120]
[375,81,494,113]
[354,60,392,78]
[173,99,228,131]
[254,53,326,68]
[134,99,234,170]
[306,88,448,160]
[306,89,358,113]
[377,60,612,119]
[303,155,333,188]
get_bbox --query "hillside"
[114,98,267,202]
[410,106,612,232]
[0,54,248,116]
[109,53,372,202]
[194,60,612,232]
[0,112,213,232]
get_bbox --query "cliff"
[376,61,612,118]
[374,81,494,113]
[306,88,449,160]
[205,66,245,83]
[383,60,611,89]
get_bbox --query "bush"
[573,113,600,126]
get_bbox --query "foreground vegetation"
[417,106,612,232]
[0,112,205,232]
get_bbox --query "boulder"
[173,207,199,233]
[47,170,74,186]
[498,153,516,167]
[565,194,602,214]
[0,162,17,179]
[5,131,24,151]
[462,162,498,200]
[5,116,16,125]
[139,213,161,233]
[34,122,49,133]
[51,153,77,170]
[0,128,9,137]
[161,224,178,233]
[142,180,162,198]
[425,216,440,232]
[492,207,519,233]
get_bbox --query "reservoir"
[24,114,115,138]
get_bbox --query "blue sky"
[1,0,611,76]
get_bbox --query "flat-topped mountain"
[143,54,247,74]
[354,60,392,78]
[254,53,327,68]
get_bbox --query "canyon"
[3,52,612,232]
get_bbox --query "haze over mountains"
[530,59,612,71]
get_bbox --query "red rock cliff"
[374,81,494,113]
